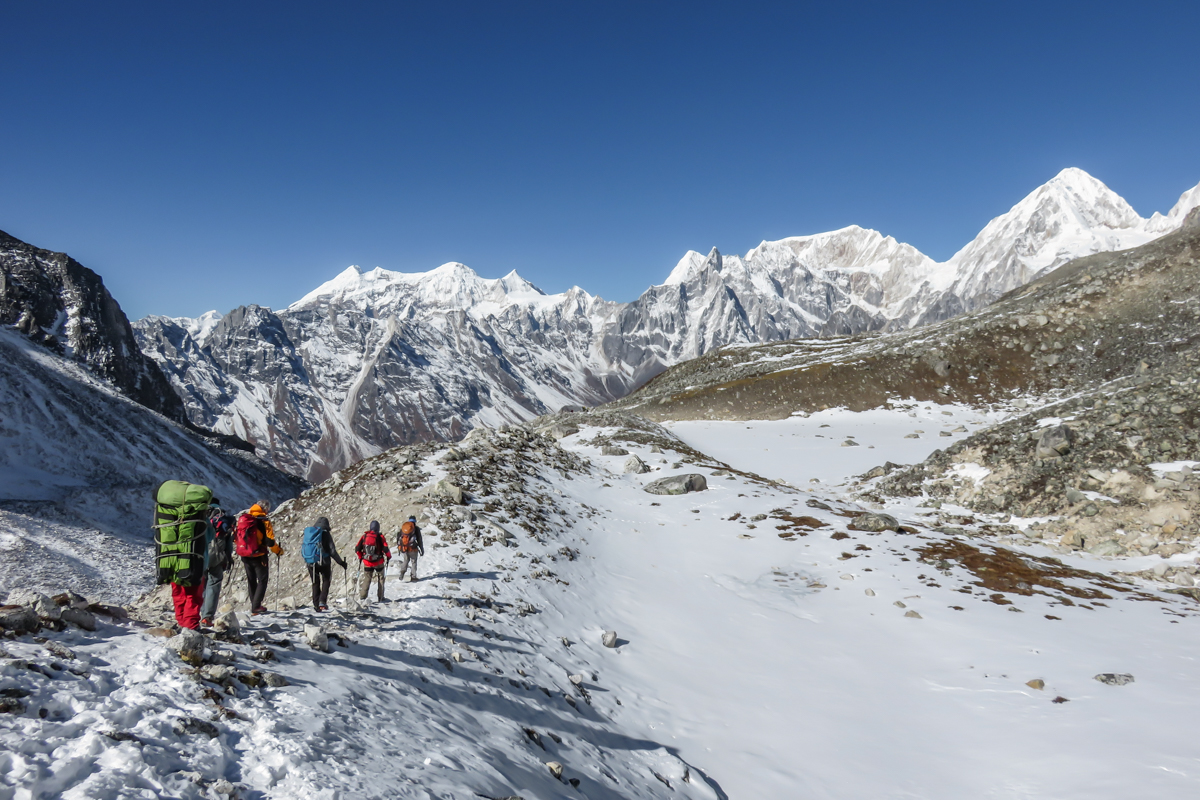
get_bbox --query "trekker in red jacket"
[355,520,391,602]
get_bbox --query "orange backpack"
[400,520,418,552]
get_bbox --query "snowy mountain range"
[133,168,1200,480]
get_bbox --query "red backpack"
[235,513,263,557]
[400,520,418,552]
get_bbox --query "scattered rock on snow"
[848,512,901,532]
[1035,425,1075,460]
[643,474,708,495]
[904,610,922,619]
[623,455,651,474]
[601,631,618,648]
[1094,673,1135,686]
[304,625,330,653]
[546,761,564,779]
[1026,679,1045,690]
[602,445,629,456]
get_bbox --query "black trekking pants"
[307,562,333,608]
[242,555,270,611]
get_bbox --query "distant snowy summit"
[134,169,1200,479]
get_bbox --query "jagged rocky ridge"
[0,229,185,421]
[135,169,1200,480]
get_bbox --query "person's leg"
[306,563,319,607]
[173,581,203,629]
[250,558,269,611]
[243,557,259,610]
[171,582,187,628]
[358,568,371,599]
[318,562,333,607]
[409,553,418,581]
[200,568,224,621]
[377,567,385,601]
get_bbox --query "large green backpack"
[154,480,213,586]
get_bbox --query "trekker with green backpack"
[153,480,213,630]
[301,516,347,611]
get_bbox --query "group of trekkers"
[153,480,425,631]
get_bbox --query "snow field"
[5,410,1200,798]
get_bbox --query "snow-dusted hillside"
[135,170,1200,480]
[0,327,303,601]
[4,410,1199,799]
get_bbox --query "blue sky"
[3,1,1199,319]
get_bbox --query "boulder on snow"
[200,664,236,684]
[52,591,90,610]
[601,630,618,648]
[435,479,466,505]
[0,605,40,634]
[61,607,98,631]
[643,474,708,496]
[545,423,579,440]
[33,595,61,621]
[546,761,564,779]
[848,512,901,532]
[601,445,629,456]
[167,629,207,665]
[623,455,650,474]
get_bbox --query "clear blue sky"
[3,1,1199,320]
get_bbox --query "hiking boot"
[199,618,213,628]
[251,606,267,616]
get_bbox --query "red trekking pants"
[171,580,206,630]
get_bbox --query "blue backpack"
[301,526,325,564]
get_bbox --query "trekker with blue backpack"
[302,516,347,611]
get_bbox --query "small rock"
[199,664,236,684]
[864,589,875,597]
[1035,425,1074,460]
[1026,679,1045,690]
[893,601,906,608]
[568,674,583,686]
[1094,673,1135,686]
[146,627,175,638]
[840,574,854,581]
[601,631,617,648]
[546,761,564,779]
[213,611,240,634]
[264,672,289,687]
[1086,540,1126,557]
[451,651,464,663]
[904,610,922,619]
[212,779,235,796]
[304,625,329,653]
[172,716,220,739]
[601,445,629,456]
[841,440,860,447]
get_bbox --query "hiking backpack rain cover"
[154,480,212,586]
[400,520,418,553]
